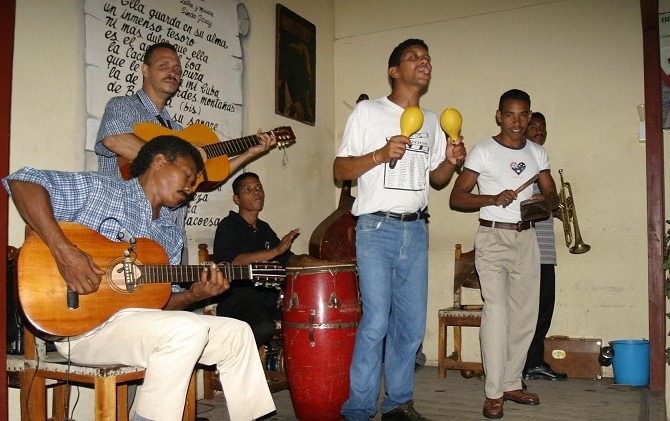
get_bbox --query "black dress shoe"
[523,363,568,381]
[381,401,429,421]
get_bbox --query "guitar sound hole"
[107,258,142,294]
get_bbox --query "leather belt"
[479,218,533,232]
[372,210,429,221]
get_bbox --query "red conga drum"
[282,263,360,421]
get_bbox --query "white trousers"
[55,310,275,420]
[475,227,540,399]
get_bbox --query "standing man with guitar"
[4,136,276,421]
[95,42,277,231]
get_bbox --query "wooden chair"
[7,245,72,421]
[14,246,197,421]
[197,243,289,398]
[437,244,484,378]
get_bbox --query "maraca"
[440,107,462,144]
[390,106,424,169]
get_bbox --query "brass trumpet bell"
[558,169,591,254]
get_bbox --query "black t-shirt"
[213,210,294,271]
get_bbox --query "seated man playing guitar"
[3,136,275,421]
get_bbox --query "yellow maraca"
[440,107,462,144]
[390,106,424,169]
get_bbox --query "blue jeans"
[341,214,428,420]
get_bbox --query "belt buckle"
[399,213,410,221]
[515,221,524,232]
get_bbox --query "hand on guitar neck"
[227,128,277,174]
[118,123,297,192]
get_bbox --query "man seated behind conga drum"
[213,172,323,346]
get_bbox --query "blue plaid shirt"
[3,167,184,264]
[95,89,183,178]
[94,89,187,228]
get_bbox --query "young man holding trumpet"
[450,90,559,419]
[334,38,466,421]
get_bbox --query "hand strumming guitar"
[52,242,106,295]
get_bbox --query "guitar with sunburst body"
[117,123,296,192]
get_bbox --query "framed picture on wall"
[275,4,316,126]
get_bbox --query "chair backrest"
[198,243,215,263]
[7,246,24,355]
[453,244,480,308]
[6,246,44,360]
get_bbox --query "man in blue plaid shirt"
[95,42,275,179]
[94,42,276,232]
[4,136,276,421]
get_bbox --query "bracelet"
[372,149,380,165]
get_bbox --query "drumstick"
[514,174,539,194]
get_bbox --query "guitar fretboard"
[202,135,262,160]
[135,263,284,285]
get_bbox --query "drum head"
[286,262,357,275]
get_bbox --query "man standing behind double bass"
[522,112,568,383]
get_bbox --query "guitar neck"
[201,133,265,160]
[136,263,281,285]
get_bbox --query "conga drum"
[282,263,360,421]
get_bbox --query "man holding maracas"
[334,39,466,421]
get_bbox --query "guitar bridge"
[123,249,136,293]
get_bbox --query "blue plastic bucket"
[610,339,649,386]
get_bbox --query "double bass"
[308,94,369,262]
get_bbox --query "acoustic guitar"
[118,123,296,192]
[18,222,285,339]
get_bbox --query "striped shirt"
[533,183,557,265]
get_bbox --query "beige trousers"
[475,226,540,399]
[56,310,275,420]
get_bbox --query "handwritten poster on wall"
[84,0,245,262]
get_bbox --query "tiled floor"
[195,367,659,420]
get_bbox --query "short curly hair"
[129,135,204,178]
[388,39,429,69]
[231,172,260,196]
[143,42,177,65]
[498,89,531,111]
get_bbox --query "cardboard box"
[544,336,602,379]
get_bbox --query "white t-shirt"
[336,97,447,216]
[464,137,550,223]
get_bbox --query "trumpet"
[558,169,591,254]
